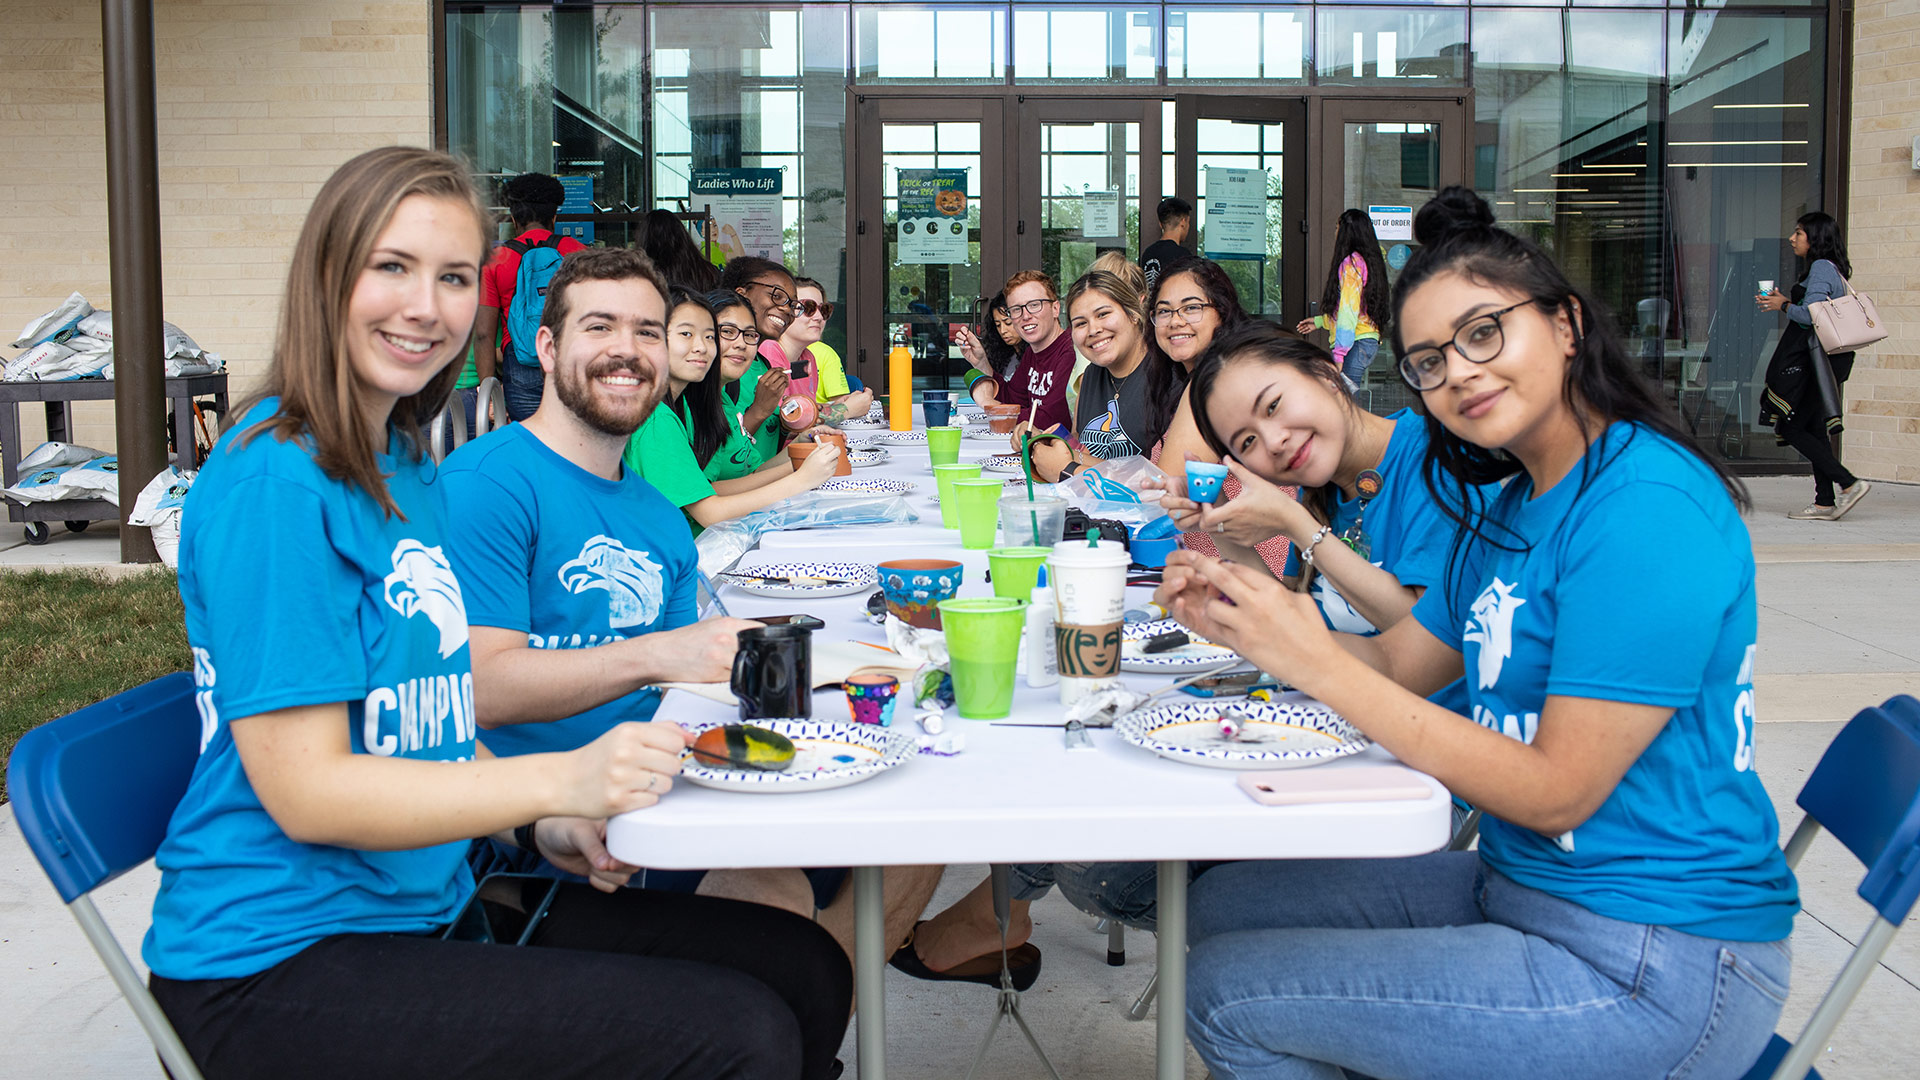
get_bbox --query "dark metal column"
[101,0,165,563]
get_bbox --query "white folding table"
[605,430,1453,1080]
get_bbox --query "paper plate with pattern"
[965,426,1009,443]
[817,477,915,496]
[1116,699,1369,770]
[880,430,928,445]
[718,561,878,599]
[679,719,918,793]
[980,453,1025,474]
[1120,619,1240,673]
[847,447,891,468]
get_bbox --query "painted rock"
[690,724,797,771]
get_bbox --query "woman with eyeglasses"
[624,288,839,533]
[777,277,874,424]
[1161,187,1794,1080]
[1137,258,1295,578]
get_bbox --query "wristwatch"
[513,822,540,853]
[1057,460,1082,481]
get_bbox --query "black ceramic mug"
[731,623,813,720]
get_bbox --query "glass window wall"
[445,1,1842,466]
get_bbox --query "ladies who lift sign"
[897,168,970,264]
[691,168,783,262]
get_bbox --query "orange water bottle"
[888,330,913,432]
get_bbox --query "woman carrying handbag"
[1758,211,1870,520]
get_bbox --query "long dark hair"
[978,291,1022,378]
[1322,209,1391,334]
[1189,320,1354,536]
[1149,257,1249,440]
[643,209,720,292]
[665,287,728,468]
[709,288,758,411]
[1391,186,1748,591]
[1796,211,1852,280]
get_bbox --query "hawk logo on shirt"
[1461,578,1526,689]
[1311,570,1379,636]
[383,539,471,659]
[558,535,664,629]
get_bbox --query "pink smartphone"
[1237,765,1433,806]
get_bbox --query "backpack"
[503,234,568,367]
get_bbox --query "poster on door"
[691,168,784,262]
[1368,205,1414,242]
[1082,189,1121,239]
[896,168,970,264]
[1203,167,1268,260]
[555,175,596,245]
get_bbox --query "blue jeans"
[502,358,545,422]
[1186,853,1790,1080]
[1010,861,1212,931]
[1338,338,1380,385]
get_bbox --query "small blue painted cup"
[1185,461,1230,504]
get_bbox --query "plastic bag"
[18,441,108,472]
[3,340,113,382]
[694,492,919,579]
[1055,454,1170,523]
[4,454,119,506]
[76,310,114,342]
[12,292,94,349]
[129,465,194,525]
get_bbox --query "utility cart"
[0,373,228,545]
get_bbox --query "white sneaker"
[1787,502,1837,520]
[1830,480,1872,520]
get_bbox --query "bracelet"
[1299,525,1335,567]
[513,822,540,853]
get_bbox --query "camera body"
[1061,507,1129,547]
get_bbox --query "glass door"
[1016,99,1163,293]
[853,97,1007,395]
[1314,97,1468,407]
[1173,95,1309,323]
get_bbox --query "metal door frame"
[1310,96,1472,294]
[1172,94,1311,326]
[1013,96,1164,273]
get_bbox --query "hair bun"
[1413,186,1495,247]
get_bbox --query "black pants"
[1774,421,1856,505]
[149,884,852,1080]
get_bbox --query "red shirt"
[480,228,586,353]
[994,331,1075,433]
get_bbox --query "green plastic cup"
[987,546,1051,601]
[926,425,963,467]
[932,463,982,529]
[937,597,1029,719]
[951,478,1004,550]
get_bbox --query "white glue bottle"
[1025,582,1059,688]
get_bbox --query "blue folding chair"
[1742,693,1920,1080]
[7,672,206,1080]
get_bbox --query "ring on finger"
[645,773,658,793]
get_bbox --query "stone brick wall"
[0,1,430,453]
[1846,0,1920,482]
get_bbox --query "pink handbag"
[1808,277,1888,353]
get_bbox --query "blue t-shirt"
[144,401,477,981]
[1411,422,1797,942]
[1283,410,1484,637]
[439,423,699,757]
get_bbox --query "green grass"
[1,569,189,802]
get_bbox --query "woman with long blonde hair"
[144,146,849,1079]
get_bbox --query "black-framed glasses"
[1006,297,1055,318]
[1151,301,1214,326]
[742,280,799,311]
[717,324,763,345]
[1397,301,1532,392]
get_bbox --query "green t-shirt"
[704,416,765,483]
[735,358,784,460]
[455,343,480,390]
[623,398,715,531]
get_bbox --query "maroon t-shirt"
[994,331,1075,433]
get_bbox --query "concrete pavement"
[2,476,1916,1078]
